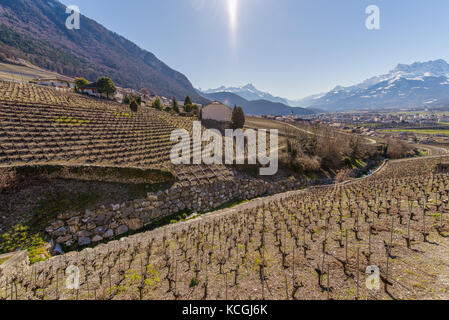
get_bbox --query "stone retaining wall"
[46,176,325,248]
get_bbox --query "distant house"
[78,82,102,98]
[34,77,75,89]
[201,102,233,132]
[202,102,232,122]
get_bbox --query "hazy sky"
[60,0,449,100]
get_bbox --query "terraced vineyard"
[0,82,239,183]
[1,156,449,300]
[2,81,449,301]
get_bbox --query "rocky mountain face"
[298,59,449,111]
[0,0,207,103]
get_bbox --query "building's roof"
[79,82,98,90]
[204,101,232,110]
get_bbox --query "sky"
[60,0,449,100]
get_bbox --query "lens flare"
[228,0,238,46]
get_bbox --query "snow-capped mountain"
[300,59,449,111]
[201,84,290,105]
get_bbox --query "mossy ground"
[0,256,10,265]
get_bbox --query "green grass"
[380,129,449,136]
[0,191,100,263]
[0,224,50,264]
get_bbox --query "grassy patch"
[0,191,100,262]
[0,256,10,265]
[51,116,90,126]
[380,129,449,136]
[0,224,50,264]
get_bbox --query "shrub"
[130,99,138,112]
[74,77,90,90]
[189,277,200,288]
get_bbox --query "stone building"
[201,102,232,133]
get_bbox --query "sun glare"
[228,0,238,40]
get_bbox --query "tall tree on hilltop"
[231,105,245,129]
[184,96,192,107]
[172,98,179,113]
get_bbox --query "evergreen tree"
[153,96,163,110]
[231,105,245,129]
[184,96,192,106]
[172,98,179,113]
[184,103,193,113]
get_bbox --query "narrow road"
[278,120,377,145]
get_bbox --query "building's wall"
[81,89,102,98]
[202,105,232,122]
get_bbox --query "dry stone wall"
[46,176,327,248]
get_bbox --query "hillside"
[0,0,207,103]
[201,91,314,116]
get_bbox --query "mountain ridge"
[202,83,291,105]
[298,59,449,111]
[0,0,207,103]
[200,91,315,116]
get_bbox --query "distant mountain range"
[202,84,291,105]
[298,59,449,111]
[205,59,449,112]
[199,91,314,116]
[0,0,207,103]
